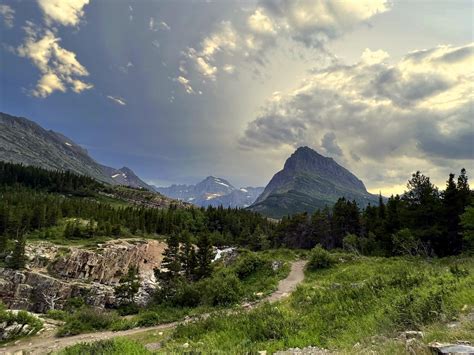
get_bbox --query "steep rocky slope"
[250,146,379,217]
[0,112,153,190]
[0,240,166,313]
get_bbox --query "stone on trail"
[429,342,474,354]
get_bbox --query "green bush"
[59,338,151,355]
[307,245,337,271]
[135,310,162,327]
[57,308,119,336]
[234,253,268,280]
[200,271,242,306]
[172,282,202,308]
[0,304,43,342]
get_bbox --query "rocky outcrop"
[0,240,167,313]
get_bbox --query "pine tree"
[378,193,386,220]
[196,232,214,280]
[114,266,140,306]
[156,233,181,282]
[457,168,471,209]
[180,232,197,281]
[8,231,27,269]
[442,173,460,254]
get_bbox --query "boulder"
[429,342,474,354]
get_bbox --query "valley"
[1,0,472,353]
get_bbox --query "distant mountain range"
[0,113,380,216]
[0,112,153,190]
[249,146,379,218]
[155,176,264,208]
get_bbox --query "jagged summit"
[155,176,263,208]
[250,146,378,218]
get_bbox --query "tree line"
[273,169,473,256]
[1,161,472,270]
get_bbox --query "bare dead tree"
[42,291,62,311]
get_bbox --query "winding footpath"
[1,260,307,355]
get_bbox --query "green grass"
[58,338,151,355]
[157,255,474,354]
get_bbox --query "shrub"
[171,282,202,308]
[109,318,136,331]
[234,253,268,280]
[307,245,337,271]
[64,297,85,313]
[200,271,242,306]
[57,308,119,336]
[135,310,162,327]
[0,304,43,342]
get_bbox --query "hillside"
[0,112,153,190]
[250,146,379,217]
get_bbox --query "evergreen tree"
[114,266,140,307]
[378,193,386,220]
[442,173,462,254]
[8,231,27,269]
[457,168,471,209]
[156,233,181,282]
[180,231,197,281]
[196,232,215,280]
[401,171,441,255]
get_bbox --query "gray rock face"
[250,146,379,218]
[0,240,167,313]
[0,112,153,190]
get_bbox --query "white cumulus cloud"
[37,0,90,27]
[17,23,93,97]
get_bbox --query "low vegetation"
[58,338,151,355]
[55,250,291,337]
[158,254,473,353]
[0,302,43,343]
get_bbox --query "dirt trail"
[1,260,307,355]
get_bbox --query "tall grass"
[160,255,474,353]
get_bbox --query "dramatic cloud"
[107,95,126,105]
[259,0,389,47]
[37,0,89,27]
[182,0,390,86]
[17,23,93,97]
[240,43,474,189]
[0,4,14,28]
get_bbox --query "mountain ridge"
[250,146,379,217]
[0,112,153,190]
[155,176,264,208]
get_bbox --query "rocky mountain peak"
[250,146,378,217]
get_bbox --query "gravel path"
[1,260,307,355]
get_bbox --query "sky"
[0,0,473,195]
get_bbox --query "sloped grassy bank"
[158,253,473,353]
